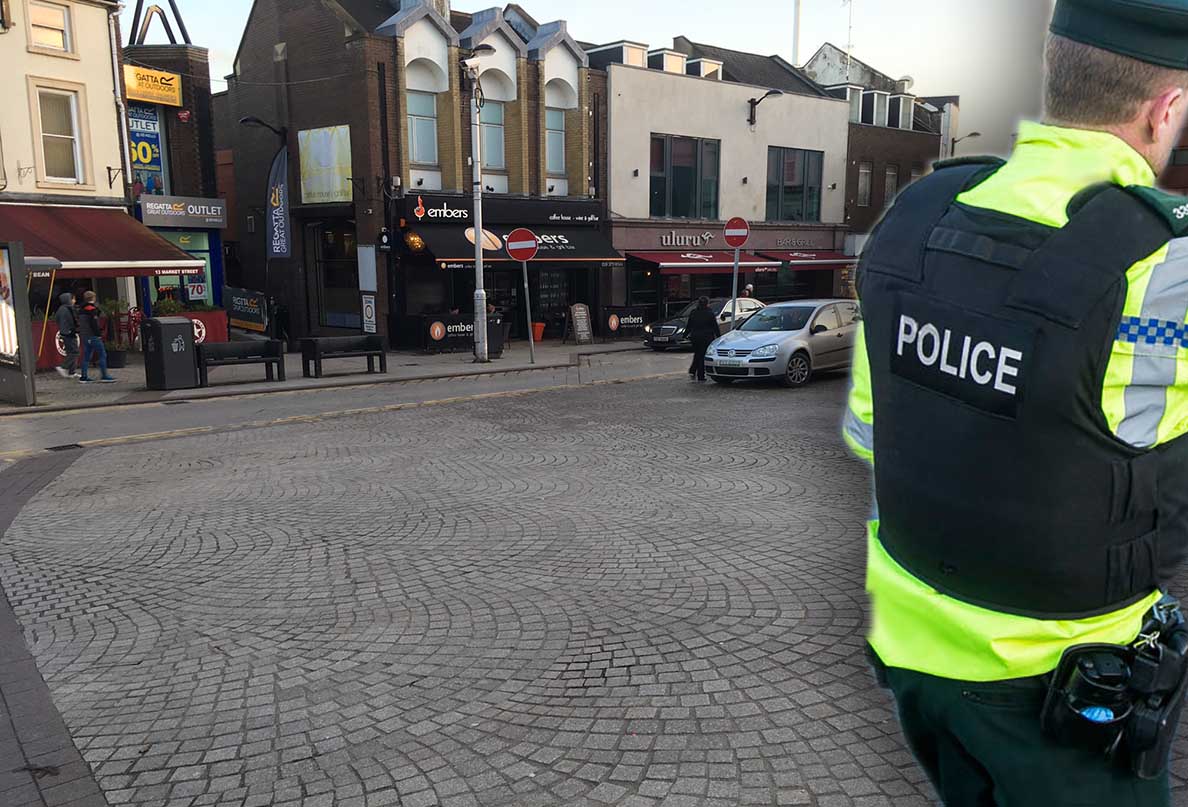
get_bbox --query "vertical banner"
[128,102,167,197]
[266,148,291,259]
[0,247,17,363]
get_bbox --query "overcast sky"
[122,0,1052,156]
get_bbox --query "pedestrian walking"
[53,293,79,378]
[685,296,717,382]
[77,292,116,384]
[844,2,1188,804]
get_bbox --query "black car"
[643,297,766,350]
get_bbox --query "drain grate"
[45,444,83,452]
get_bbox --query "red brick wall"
[845,122,942,234]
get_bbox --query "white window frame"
[545,107,565,177]
[884,165,899,206]
[26,0,76,58]
[480,101,505,171]
[856,162,872,208]
[407,91,438,167]
[27,76,90,188]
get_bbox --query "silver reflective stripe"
[844,407,874,453]
[1118,239,1188,448]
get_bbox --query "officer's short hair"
[1046,34,1188,126]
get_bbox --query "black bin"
[141,317,198,390]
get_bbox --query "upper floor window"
[29,0,72,53]
[857,162,873,207]
[910,165,924,184]
[884,165,899,206]
[480,101,505,171]
[36,86,83,183]
[766,147,823,222]
[546,108,565,176]
[650,134,719,219]
[407,92,438,166]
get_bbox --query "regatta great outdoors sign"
[140,196,227,229]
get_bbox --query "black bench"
[196,340,286,387]
[300,335,387,378]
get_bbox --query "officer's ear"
[1144,86,1188,147]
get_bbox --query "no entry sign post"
[506,228,539,364]
[724,217,750,329]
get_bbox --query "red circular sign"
[429,321,447,341]
[608,314,620,332]
[505,228,540,262]
[724,217,750,249]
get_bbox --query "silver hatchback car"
[704,299,860,387]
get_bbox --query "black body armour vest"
[857,159,1188,620]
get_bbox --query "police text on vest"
[897,315,1023,395]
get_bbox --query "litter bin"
[141,316,198,390]
[488,315,504,358]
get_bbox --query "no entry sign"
[505,228,539,262]
[724,217,750,249]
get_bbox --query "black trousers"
[877,661,1170,806]
[688,339,711,380]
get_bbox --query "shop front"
[394,195,621,349]
[610,220,853,320]
[137,195,227,313]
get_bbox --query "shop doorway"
[306,220,361,329]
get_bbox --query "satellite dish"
[898,75,915,91]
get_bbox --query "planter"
[104,349,128,369]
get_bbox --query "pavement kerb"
[1,344,646,419]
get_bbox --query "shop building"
[123,15,228,315]
[0,0,205,368]
[219,0,609,346]
[802,42,954,237]
[598,38,852,320]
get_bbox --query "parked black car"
[643,297,766,350]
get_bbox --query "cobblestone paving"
[2,375,1187,806]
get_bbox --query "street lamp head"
[462,43,496,70]
[239,116,287,141]
[747,89,784,126]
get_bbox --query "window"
[407,92,437,166]
[910,165,924,184]
[884,165,899,206]
[848,88,861,123]
[480,101,504,170]
[857,162,873,207]
[766,147,823,222]
[546,108,565,176]
[1173,149,1188,167]
[837,302,860,325]
[812,305,841,332]
[29,1,71,52]
[38,88,82,182]
[649,134,720,219]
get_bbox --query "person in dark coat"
[685,296,719,382]
[77,291,115,383]
[54,293,79,378]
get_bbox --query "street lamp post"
[951,131,982,157]
[463,44,495,363]
[239,116,288,337]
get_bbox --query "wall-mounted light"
[747,89,783,125]
[404,232,426,253]
[633,169,639,177]
[548,184,555,193]
[485,185,495,193]
[416,178,424,187]
[741,176,748,185]
[828,182,838,190]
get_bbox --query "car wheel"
[782,352,812,387]
[710,376,734,385]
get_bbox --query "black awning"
[406,225,623,269]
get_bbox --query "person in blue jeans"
[77,291,116,384]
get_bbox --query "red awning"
[757,250,856,268]
[0,204,205,278]
[627,250,782,275]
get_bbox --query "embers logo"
[415,196,469,220]
[429,321,446,341]
[414,195,427,220]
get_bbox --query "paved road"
[2,367,1186,806]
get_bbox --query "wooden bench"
[196,340,286,387]
[300,335,387,378]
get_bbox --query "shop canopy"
[627,251,782,275]
[0,204,205,279]
[757,250,856,268]
[411,225,623,269]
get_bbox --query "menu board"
[569,303,593,345]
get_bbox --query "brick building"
[217,0,618,346]
[802,43,955,237]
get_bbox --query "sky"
[121,0,1053,157]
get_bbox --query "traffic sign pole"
[505,228,540,365]
[521,260,535,365]
[723,217,751,331]
[730,247,740,329]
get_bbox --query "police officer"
[845,2,1188,804]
